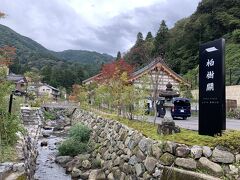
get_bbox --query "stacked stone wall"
[0,108,42,180]
[72,109,240,180]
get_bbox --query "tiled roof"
[41,84,59,92]
[7,73,27,83]
[82,57,190,87]
[131,57,163,78]
[82,73,102,83]
[130,57,190,87]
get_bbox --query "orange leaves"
[0,12,5,18]
[0,46,16,67]
[98,59,134,83]
[68,84,80,102]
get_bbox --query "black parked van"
[171,98,191,120]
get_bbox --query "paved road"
[147,116,240,131]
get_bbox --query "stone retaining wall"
[22,108,42,179]
[0,108,42,180]
[72,109,240,180]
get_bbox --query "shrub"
[0,109,23,146]
[43,111,56,120]
[0,145,17,162]
[181,89,193,99]
[58,139,88,156]
[92,158,102,168]
[58,123,91,156]
[232,29,240,43]
[214,131,240,152]
[68,123,91,143]
[227,108,240,119]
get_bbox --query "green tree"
[41,66,52,83]
[77,85,88,108]
[24,69,42,84]
[0,66,8,81]
[125,32,152,68]
[121,78,148,120]
[136,32,144,46]
[145,32,153,41]
[232,29,240,43]
[94,84,112,110]
[153,20,169,57]
[116,51,121,61]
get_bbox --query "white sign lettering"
[206,83,214,91]
[206,59,214,67]
[206,71,214,79]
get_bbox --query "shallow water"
[34,135,71,180]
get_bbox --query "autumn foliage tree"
[0,11,5,18]
[0,13,16,67]
[0,13,16,79]
[94,59,134,114]
[0,45,16,67]
[98,59,134,83]
[73,59,147,119]
[69,84,82,102]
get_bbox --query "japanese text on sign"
[206,59,215,92]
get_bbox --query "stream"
[34,130,71,180]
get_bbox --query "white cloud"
[68,0,163,23]
[0,0,200,56]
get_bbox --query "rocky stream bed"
[34,131,71,180]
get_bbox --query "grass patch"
[213,130,240,152]
[43,111,56,120]
[0,145,17,162]
[16,174,27,180]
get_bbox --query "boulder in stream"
[55,156,73,166]
[42,131,51,138]
[40,141,48,146]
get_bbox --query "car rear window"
[173,100,190,106]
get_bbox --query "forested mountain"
[124,0,240,86]
[0,24,58,73]
[0,24,113,73]
[53,50,113,65]
[0,24,114,91]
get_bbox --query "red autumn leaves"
[96,59,134,83]
[0,46,16,66]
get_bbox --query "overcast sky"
[0,0,201,56]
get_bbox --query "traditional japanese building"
[38,84,60,101]
[83,57,190,91]
[129,57,190,92]
[6,73,28,93]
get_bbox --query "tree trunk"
[153,101,157,125]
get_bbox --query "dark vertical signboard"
[199,38,226,136]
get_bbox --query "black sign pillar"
[8,93,13,114]
[199,38,226,136]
